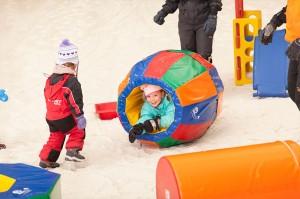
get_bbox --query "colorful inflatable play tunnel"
[118,50,224,147]
[156,140,300,199]
[0,163,61,199]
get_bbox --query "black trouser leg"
[178,22,196,52]
[288,60,297,102]
[294,61,300,110]
[196,25,213,60]
[288,59,300,110]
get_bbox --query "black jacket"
[162,0,222,24]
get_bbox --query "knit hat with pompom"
[56,39,79,65]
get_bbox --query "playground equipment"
[117,50,223,147]
[0,163,61,198]
[156,140,300,199]
[253,29,289,97]
[95,102,118,120]
[233,0,262,85]
[0,89,8,102]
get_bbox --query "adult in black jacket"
[260,3,300,110]
[154,0,222,62]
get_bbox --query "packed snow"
[1,0,298,198]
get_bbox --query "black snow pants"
[178,21,213,60]
[176,0,212,59]
[287,59,300,110]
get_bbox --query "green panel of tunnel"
[161,55,207,89]
[158,137,184,148]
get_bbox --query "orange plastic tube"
[156,141,300,199]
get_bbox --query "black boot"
[0,144,6,149]
[65,149,85,162]
[129,132,137,143]
[39,160,60,168]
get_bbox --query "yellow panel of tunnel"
[126,87,144,125]
[118,71,130,95]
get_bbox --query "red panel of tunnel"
[144,51,185,79]
[172,121,213,141]
[190,53,214,70]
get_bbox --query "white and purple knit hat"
[56,39,79,65]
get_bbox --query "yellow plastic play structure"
[233,1,262,85]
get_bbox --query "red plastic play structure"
[235,0,244,18]
[234,0,244,80]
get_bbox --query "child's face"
[63,62,77,71]
[145,90,163,107]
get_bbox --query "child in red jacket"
[39,39,86,168]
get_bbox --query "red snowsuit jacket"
[44,73,84,131]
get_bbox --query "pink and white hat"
[140,84,162,96]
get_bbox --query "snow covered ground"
[1,0,298,198]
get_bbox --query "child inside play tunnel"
[129,84,175,143]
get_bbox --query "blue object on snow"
[0,163,61,198]
[0,89,8,102]
[253,29,289,97]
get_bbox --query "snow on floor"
[0,0,298,198]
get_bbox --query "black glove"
[260,23,276,45]
[154,10,167,25]
[261,6,286,45]
[143,117,160,133]
[286,38,300,61]
[128,123,144,143]
[203,15,217,37]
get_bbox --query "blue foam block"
[0,163,61,199]
[253,29,289,97]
